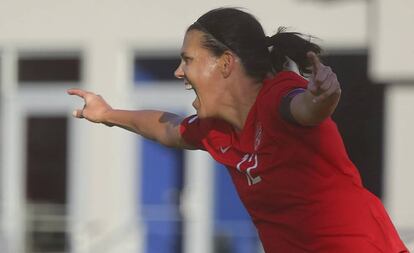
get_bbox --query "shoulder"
[257,71,307,110]
[253,72,314,131]
[181,115,220,135]
[180,115,233,144]
[264,71,308,96]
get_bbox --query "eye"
[182,56,192,64]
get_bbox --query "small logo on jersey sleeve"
[188,115,198,124]
[220,146,231,154]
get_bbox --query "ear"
[220,51,235,78]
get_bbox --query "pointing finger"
[307,51,322,75]
[313,78,340,103]
[317,69,334,90]
[67,88,88,98]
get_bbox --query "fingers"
[306,52,341,102]
[72,109,84,118]
[68,88,89,119]
[319,71,335,91]
[67,88,89,98]
[307,51,322,74]
[316,66,332,85]
[312,73,341,103]
[308,66,332,96]
[308,52,330,88]
[307,51,330,96]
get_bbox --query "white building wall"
[0,0,413,252]
[384,84,414,249]
[369,0,414,249]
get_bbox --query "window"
[134,55,180,84]
[214,163,261,253]
[25,116,69,253]
[26,116,68,203]
[139,139,184,253]
[18,53,81,85]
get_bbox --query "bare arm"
[67,89,195,149]
[290,52,342,126]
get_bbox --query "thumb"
[72,109,84,118]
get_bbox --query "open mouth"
[184,79,200,111]
[185,83,193,90]
[184,79,193,90]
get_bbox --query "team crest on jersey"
[254,122,262,151]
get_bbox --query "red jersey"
[180,71,408,253]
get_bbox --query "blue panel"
[134,57,180,84]
[214,162,260,253]
[139,139,183,253]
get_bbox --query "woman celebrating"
[68,7,408,253]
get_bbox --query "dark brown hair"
[187,8,321,81]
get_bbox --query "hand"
[307,52,341,103]
[67,88,113,124]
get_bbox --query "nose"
[174,62,184,79]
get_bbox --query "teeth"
[185,83,193,90]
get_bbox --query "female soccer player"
[68,7,409,253]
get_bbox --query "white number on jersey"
[236,153,262,185]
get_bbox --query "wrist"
[102,108,115,127]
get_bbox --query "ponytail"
[266,27,321,76]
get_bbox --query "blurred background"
[0,0,413,252]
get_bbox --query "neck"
[218,77,262,131]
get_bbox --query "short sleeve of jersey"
[179,115,209,150]
[262,71,337,143]
[180,115,233,153]
[261,72,309,126]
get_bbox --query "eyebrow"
[180,52,192,60]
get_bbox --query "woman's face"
[175,30,224,118]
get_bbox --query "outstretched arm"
[289,52,342,126]
[67,89,195,149]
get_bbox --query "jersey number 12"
[236,153,262,186]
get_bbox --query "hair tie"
[265,35,279,47]
[265,36,272,47]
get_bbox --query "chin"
[195,111,206,119]
[194,108,205,118]
[195,109,216,120]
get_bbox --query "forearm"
[103,109,184,147]
[290,90,340,126]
